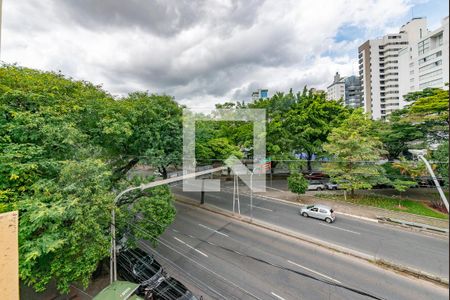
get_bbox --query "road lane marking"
[173,237,208,257]
[245,204,274,212]
[287,260,342,284]
[318,223,361,235]
[271,292,286,300]
[198,223,229,237]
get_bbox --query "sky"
[1,0,448,109]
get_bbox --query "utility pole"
[417,154,449,213]
[409,150,449,213]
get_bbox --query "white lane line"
[266,186,287,192]
[318,223,361,235]
[287,260,341,284]
[271,292,286,300]
[209,192,274,212]
[173,237,209,257]
[198,223,229,237]
[245,204,274,212]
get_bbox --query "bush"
[288,173,308,195]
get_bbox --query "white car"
[308,180,326,191]
[300,204,335,223]
[325,182,339,190]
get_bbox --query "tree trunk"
[159,166,168,179]
[306,152,313,172]
[112,157,139,181]
[350,189,355,198]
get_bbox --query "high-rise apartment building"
[358,18,427,119]
[326,72,362,108]
[398,16,449,106]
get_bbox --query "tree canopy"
[0,65,177,293]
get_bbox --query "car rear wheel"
[317,187,322,191]
[325,217,332,223]
[302,212,308,217]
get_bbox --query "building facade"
[398,16,449,106]
[251,89,269,101]
[326,72,362,108]
[326,72,345,101]
[358,18,427,119]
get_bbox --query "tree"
[403,87,449,143]
[0,65,177,293]
[287,173,309,196]
[112,92,183,179]
[284,89,351,171]
[433,141,449,187]
[323,109,388,197]
[376,109,424,160]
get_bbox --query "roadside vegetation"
[315,193,448,219]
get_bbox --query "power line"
[123,221,265,300]
[124,220,386,300]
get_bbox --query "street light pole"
[110,186,140,283]
[417,154,449,213]
[250,172,253,221]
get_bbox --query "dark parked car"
[303,171,328,180]
[117,248,165,293]
[147,277,199,300]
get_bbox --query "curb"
[230,189,449,233]
[377,217,449,234]
[174,195,449,287]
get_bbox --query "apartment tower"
[358,18,427,119]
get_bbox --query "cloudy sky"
[2,0,448,108]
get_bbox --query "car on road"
[325,182,339,190]
[300,204,335,223]
[307,180,326,191]
[117,247,165,294]
[147,277,200,300]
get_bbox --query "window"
[311,208,318,212]
[319,209,327,214]
[419,78,443,89]
[419,69,442,81]
[418,39,430,55]
[419,60,442,72]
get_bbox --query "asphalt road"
[171,184,449,280]
[142,202,448,300]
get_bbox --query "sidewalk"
[254,188,449,230]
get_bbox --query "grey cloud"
[53,0,265,37]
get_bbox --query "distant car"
[304,172,327,180]
[147,277,200,300]
[117,248,165,294]
[325,182,339,190]
[300,204,335,223]
[308,180,326,191]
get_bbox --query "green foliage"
[392,179,417,193]
[316,193,448,219]
[0,65,177,293]
[376,109,424,160]
[284,89,351,169]
[403,87,449,143]
[287,173,308,195]
[323,109,388,196]
[433,141,449,187]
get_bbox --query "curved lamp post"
[409,149,449,213]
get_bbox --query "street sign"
[254,157,271,174]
